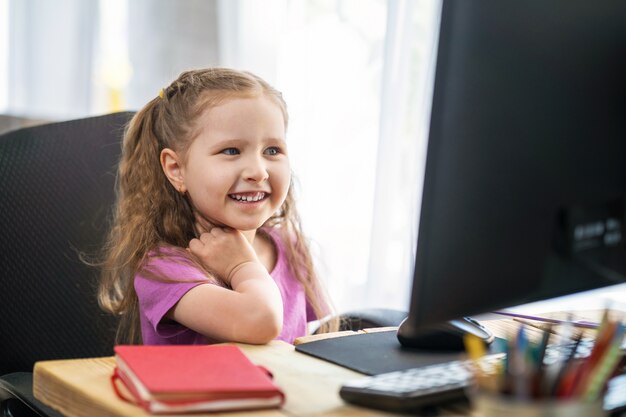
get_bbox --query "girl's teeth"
[231,192,265,202]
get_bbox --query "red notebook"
[112,345,285,414]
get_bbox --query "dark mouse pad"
[295,330,465,375]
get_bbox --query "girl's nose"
[242,156,269,183]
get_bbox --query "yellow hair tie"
[158,89,165,99]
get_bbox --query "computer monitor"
[398,0,626,347]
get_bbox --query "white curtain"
[7,0,98,119]
[217,0,442,313]
[365,0,441,310]
[125,0,220,109]
[216,0,285,84]
[4,0,221,117]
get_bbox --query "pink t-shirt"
[134,228,316,345]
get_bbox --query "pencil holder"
[472,393,606,417]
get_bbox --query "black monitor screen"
[398,0,626,346]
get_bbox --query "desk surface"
[32,315,601,417]
[35,340,420,417]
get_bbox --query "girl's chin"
[195,210,270,232]
[193,214,260,230]
[231,223,267,232]
[213,219,268,232]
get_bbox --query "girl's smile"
[227,191,273,213]
[228,191,270,203]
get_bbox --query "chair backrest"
[0,112,134,374]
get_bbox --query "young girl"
[98,68,337,345]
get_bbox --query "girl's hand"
[189,227,260,284]
[177,213,283,344]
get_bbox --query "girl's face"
[166,95,291,233]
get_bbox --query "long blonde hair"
[98,68,337,344]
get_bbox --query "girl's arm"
[168,227,283,344]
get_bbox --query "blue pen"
[512,326,530,400]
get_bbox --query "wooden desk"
[34,340,427,417]
[32,315,602,417]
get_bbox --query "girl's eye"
[264,146,281,156]
[221,148,240,156]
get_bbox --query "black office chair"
[0,112,134,417]
[335,308,408,331]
